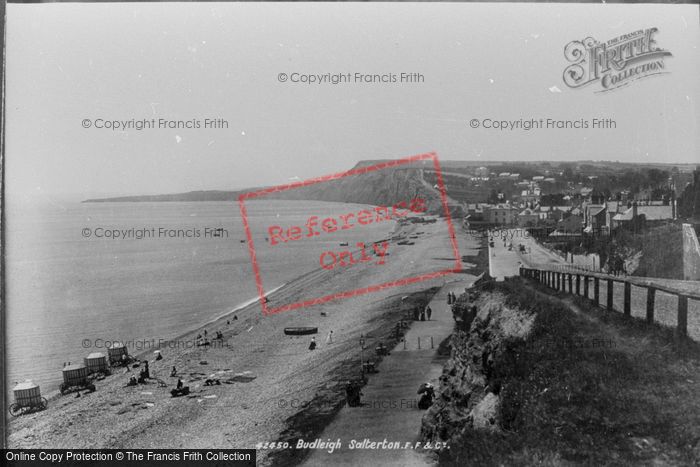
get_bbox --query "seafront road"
[302,276,477,466]
[489,228,700,340]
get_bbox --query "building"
[475,166,489,177]
[484,204,520,225]
[583,204,607,234]
[611,204,674,229]
[518,208,539,227]
[464,203,486,222]
[604,201,627,229]
[520,188,541,205]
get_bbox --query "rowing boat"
[284,327,318,336]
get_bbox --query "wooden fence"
[519,265,700,337]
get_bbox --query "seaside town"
[429,161,699,280]
[6,158,700,467]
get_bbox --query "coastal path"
[302,276,477,467]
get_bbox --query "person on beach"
[122,354,129,371]
[426,306,432,321]
[326,330,333,344]
[143,361,150,379]
[420,309,426,321]
[418,382,435,410]
[346,380,362,407]
[309,337,317,350]
[176,378,184,390]
[155,352,163,361]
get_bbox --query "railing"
[519,265,700,337]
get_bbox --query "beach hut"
[62,363,89,387]
[13,380,42,407]
[84,352,108,374]
[9,380,47,416]
[107,342,129,365]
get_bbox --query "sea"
[5,199,395,398]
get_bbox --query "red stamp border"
[238,152,462,315]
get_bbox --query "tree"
[646,168,668,188]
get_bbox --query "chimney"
[672,192,676,219]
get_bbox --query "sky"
[5,2,700,200]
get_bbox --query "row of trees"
[678,168,700,219]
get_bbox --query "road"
[302,278,476,467]
[488,228,700,341]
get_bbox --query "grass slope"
[442,278,700,466]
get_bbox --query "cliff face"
[84,166,463,217]
[264,168,457,216]
[424,279,700,465]
[421,287,535,442]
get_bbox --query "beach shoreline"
[4,199,398,402]
[7,216,479,465]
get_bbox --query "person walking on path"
[326,330,334,344]
[309,337,317,350]
[426,306,432,321]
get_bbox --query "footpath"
[302,277,476,466]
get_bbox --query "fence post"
[624,282,631,317]
[646,287,656,324]
[594,277,600,305]
[556,273,561,290]
[418,337,421,350]
[677,295,688,337]
[576,275,581,295]
[568,274,573,293]
[431,336,434,349]
[584,276,589,298]
[607,279,614,311]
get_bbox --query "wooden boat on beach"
[284,327,318,336]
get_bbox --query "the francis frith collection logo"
[563,27,672,92]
